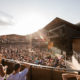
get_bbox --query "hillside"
[0,34,30,44]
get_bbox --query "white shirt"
[0,75,4,80]
[7,68,28,80]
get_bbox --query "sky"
[0,0,80,35]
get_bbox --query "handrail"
[4,59,80,73]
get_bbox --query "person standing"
[7,63,30,80]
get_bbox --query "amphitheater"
[0,17,80,80]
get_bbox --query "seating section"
[3,59,77,80]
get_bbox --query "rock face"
[0,33,47,49]
[76,22,80,27]
[0,34,29,44]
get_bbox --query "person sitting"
[0,64,5,80]
[7,63,30,80]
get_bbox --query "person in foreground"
[7,63,30,80]
[0,64,5,80]
[0,59,8,80]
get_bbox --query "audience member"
[7,63,30,80]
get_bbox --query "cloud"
[0,11,14,25]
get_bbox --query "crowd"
[0,44,66,68]
[0,59,30,80]
[1,44,80,80]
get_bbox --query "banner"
[48,42,53,49]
